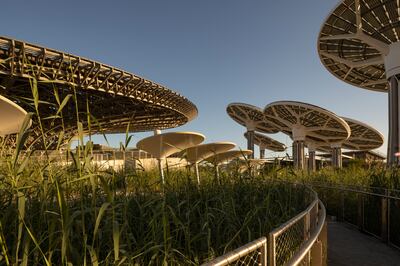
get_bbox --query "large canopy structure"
[136,132,205,184]
[206,149,253,180]
[227,103,279,158]
[0,36,197,149]
[183,142,236,184]
[0,95,30,136]
[341,117,384,151]
[244,132,285,159]
[264,101,350,169]
[318,0,400,165]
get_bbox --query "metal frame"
[312,182,400,250]
[0,36,197,148]
[227,103,279,159]
[317,0,400,165]
[204,185,327,266]
[264,101,350,170]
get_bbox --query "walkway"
[328,221,400,266]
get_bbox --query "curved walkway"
[328,221,400,266]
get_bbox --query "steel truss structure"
[318,0,400,165]
[0,36,197,148]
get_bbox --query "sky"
[0,0,388,157]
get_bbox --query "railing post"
[381,190,388,243]
[357,193,364,231]
[260,242,267,266]
[268,233,275,266]
[339,190,345,221]
[304,212,311,264]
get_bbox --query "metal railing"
[203,186,327,266]
[202,237,267,266]
[312,182,400,250]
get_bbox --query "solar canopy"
[0,36,198,148]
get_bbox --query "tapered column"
[246,130,255,159]
[293,140,305,169]
[332,146,342,168]
[308,150,316,172]
[260,147,266,159]
[388,76,400,166]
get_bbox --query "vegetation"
[0,77,312,265]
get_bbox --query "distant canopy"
[0,36,198,149]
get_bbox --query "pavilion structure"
[183,142,236,185]
[0,36,197,149]
[206,150,253,180]
[318,117,384,167]
[227,103,279,159]
[244,132,286,159]
[264,101,351,170]
[0,95,31,136]
[318,0,400,165]
[136,132,205,184]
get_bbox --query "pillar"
[308,150,316,172]
[388,76,400,166]
[293,140,305,169]
[246,129,255,159]
[332,146,342,168]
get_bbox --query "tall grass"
[0,77,312,265]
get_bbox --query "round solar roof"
[0,36,198,148]
[183,142,236,164]
[318,0,400,92]
[227,103,279,133]
[341,117,384,150]
[264,101,351,146]
[136,132,205,159]
[0,95,30,136]
[244,132,286,152]
[206,150,253,165]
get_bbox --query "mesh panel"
[364,194,381,237]
[343,191,358,225]
[275,217,305,265]
[389,198,400,248]
[227,250,261,266]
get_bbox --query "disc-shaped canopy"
[238,158,267,166]
[136,132,205,159]
[318,0,400,92]
[264,101,351,146]
[0,36,198,148]
[183,142,236,164]
[244,132,285,152]
[206,150,253,165]
[227,103,279,133]
[341,117,384,150]
[0,95,30,136]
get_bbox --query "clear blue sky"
[1,0,388,156]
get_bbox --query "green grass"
[0,76,313,264]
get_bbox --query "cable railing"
[203,185,327,266]
[311,182,400,250]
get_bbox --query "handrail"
[286,200,326,266]
[270,198,318,237]
[203,184,327,266]
[202,237,267,266]
[310,182,400,200]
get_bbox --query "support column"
[388,76,400,166]
[308,150,316,172]
[332,146,342,168]
[260,146,266,159]
[246,129,255,159]
[293,140,305,169]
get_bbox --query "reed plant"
[0,77,312,265]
